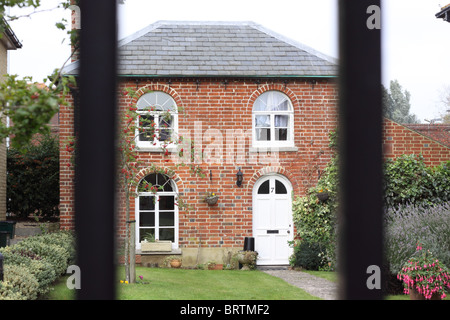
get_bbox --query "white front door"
[253,175,293,265]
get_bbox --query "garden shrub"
[291,132,338,270]
[0,278,25,300]
[0,231,75,300]
[15,235,71,275]
[7,132,59,219]
[383,155,449,208]
[291,241,326,270]
[2,264,39,300]
[0,246,56,295]
[384,201,450,275]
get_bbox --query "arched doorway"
[252,174,293,265]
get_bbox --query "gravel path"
[261,269,338,300]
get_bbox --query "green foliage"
[292,131,338,270]
[382,80,419,124]
[2,264,39,300]
[383,154,450,207]
[0,74,68,150]
[7,133,59,218]
[292,131,450,272]
[290,241,326,271]
[0,231,75,300]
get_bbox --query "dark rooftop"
[63,21,337,78]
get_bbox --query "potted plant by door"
[235,251,258,270]
[204,192,219,205]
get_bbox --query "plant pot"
[208,263,223,270]
[236,251,257,270]
[141,240,172,252]
[409,288,442,300]
[170,259,182,268]
[317,192,329,201]
[205,196,219,205]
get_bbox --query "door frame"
[252,173,294,265]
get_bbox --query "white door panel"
[253,175,293,265]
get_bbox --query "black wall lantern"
[236,168,243,187]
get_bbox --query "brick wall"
[403,123,450,148]
[60,78,339,246]
[383,118,450,166]
[59,78,450,249]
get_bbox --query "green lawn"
[42,267,321,300]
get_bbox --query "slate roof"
[63,20,337,77]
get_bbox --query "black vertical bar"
[338,1,384,299]
[76,0,117,299]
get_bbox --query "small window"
[275,180,287,194]
[258,180,270,194]
[136,92,178,149]
[252,91,294,148]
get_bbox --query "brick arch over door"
[245,166,300,195]
[247,83,300,112]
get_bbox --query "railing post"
[75,0,118,300]
[338,0,384,299]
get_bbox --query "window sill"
[136,145,178,153]
[249,146,298,153]
[137,248,181,255]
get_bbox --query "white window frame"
[252,91,295,150]
[135,91,178,151]
[135,174,179,250]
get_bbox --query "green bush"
[290,241,326,271]
[383,155,450,207]
[0,231,75,300]
[15,235,70,275]
[7,133,59,219]
[0,246,56,295]
[3,264,39,300]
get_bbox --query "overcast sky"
[7,0,450,123]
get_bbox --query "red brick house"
[60,21,450,267]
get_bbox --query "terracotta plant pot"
[170,259,182,268]
[409,288,441,300]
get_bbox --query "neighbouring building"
[60,21,450,267]
[0,19,22,222]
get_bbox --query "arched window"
[136,173,178,250]
[135,91,178,149]
[252,91,294,148]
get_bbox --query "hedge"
[0,231,75,300]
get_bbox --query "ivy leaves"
[0,73,73,151]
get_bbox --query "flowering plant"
[205,191,217,198]
[397,244,450,299]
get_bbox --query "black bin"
[243,237,254,251]
[0,231,9,248]
[0,221,16,239]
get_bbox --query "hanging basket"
[317,192,329,201]
[205,196,219,205]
